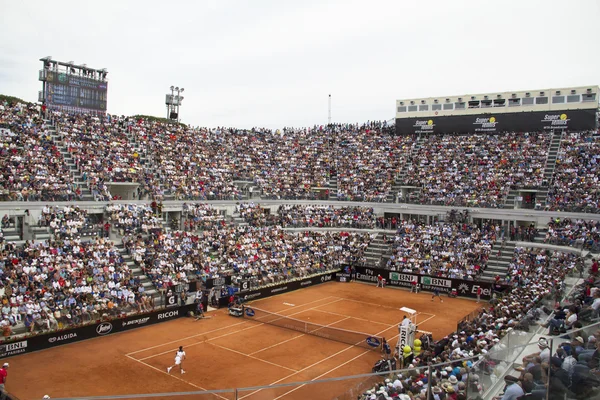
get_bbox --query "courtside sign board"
[0,303,196,360]
[354,266,507,299]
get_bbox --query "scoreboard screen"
[44,71,107,111]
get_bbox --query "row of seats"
[2,101,599,211]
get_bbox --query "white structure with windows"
[396,86,599,118]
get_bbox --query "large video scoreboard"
[39,58,108,114]
[45,71,107,111]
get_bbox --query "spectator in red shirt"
[0,362,8,397]
[591,259,598,276]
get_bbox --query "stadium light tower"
[328,94,332,125]
[165,86,184,122]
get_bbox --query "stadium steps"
[230,213,249,226]
[542,131,563,185]
[48,127,94,201]
[395,136,425,186]
[327,176,338,200]
[2,225,22,241]
[29,225,52,241]
[504,190,518,209]
[386,181,402,203]
[533,228,549,243]
[364,234,391,267]
[115,244,159,299]
[480,240,516,281]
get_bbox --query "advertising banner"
[395,109,597,135]
[0,304,195,360]
[165,293,178,308]
[205,275,232,289]
[396,323,416,352]
[240,272,336,302]
[335,272,352,282]
[354,266,507,300]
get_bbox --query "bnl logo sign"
[421,276,451,288]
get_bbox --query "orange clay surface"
[6,282,481,400]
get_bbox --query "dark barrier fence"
[353,266,509,300]
[395,109,597,135]
[239,271,337,302]
[0,303,196,360]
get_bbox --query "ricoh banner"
[355,266,507,300]
[396,324,416,352]
[0,304,195,360]
[395,109,597,135]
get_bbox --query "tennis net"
[241,306,384,351]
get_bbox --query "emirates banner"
[395,109,597,135]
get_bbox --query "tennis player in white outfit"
[167,346,187,374]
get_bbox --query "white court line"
[126,321,249,356]
[248,333,305,356]
[334,297,418,311]
[208,342,299,373]
[137,298,342,361]
[238,321,401,400]
[249,316,351,356]
[312,309,392,326]
[417,314,436,326]
[333,297,435,318]
[138,323,265,361]
[127,295,335,357]
[274,329,404,400]
[125,354,230,400]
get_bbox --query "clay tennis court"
[7,282,480,400]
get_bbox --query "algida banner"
[0,303,195,360]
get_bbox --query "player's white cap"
[2,363,8,367]
[43,396,51,399]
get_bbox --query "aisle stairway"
[364,234,392,268]
[480,240,516,281]
[115,243,161,303]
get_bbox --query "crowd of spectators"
[384,221,493,280]
[122,225,372,292]
[3,100,600,213]
[0,103,78,201]
[404,133,551,208]
[39,205,89,239]
[359,248,584,400]
[0,201,157,336]
[237,203,377,229]
[0,234,152,336]
[543,217,600,251]
[182,203,225,231]
[105,204,162,235]
[547,131,600,213]
[332,126,414,202]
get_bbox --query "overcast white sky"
[1,0,599,129]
